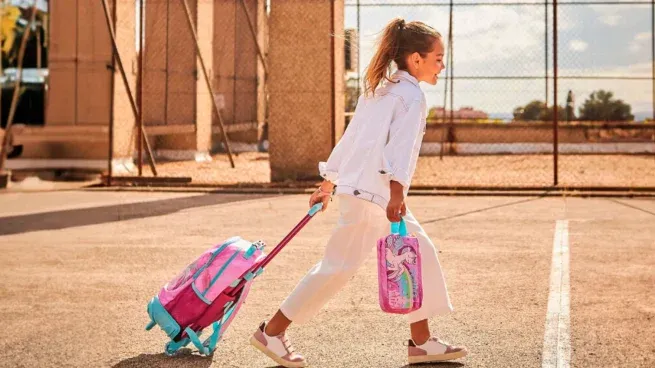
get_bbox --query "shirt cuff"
[318,162,339,183]
[379,157,410,188]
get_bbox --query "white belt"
[335,185,388,210]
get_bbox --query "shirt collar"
[391,69,420,87]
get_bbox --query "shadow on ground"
[112,349,213,368]
[421,195,546,224]
[399,363,465,368]
[0,193,274,236]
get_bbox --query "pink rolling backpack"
[145,203,323,356]
[377,218,423,314]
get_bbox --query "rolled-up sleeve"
[318,115,358,184]
[380,99,424,188]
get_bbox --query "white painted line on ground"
[542,220,571,368]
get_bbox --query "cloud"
[355,5,550,69]
[557,62,651,78]
[599,14,621,27]
[590,5,623,27]
[569,40,588,52]
[629,32,651,53]
[347,5,650,115]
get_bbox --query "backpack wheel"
[164,337,190,356]
[164,342,178,357]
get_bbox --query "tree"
[578,90,634,121]
[513,100,567,121]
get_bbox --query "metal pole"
[330,0,336,147]
[137,0,144,176]
[100,0,158,175]
[239,0,268,76]
[107,0,116,186]
[232,2,237,134]
[75,0,78,124]
[36,24,41,69]
[651,0,654,121]
[553,0,559,186]
[0,5,37,172]
[449,6,454,149]
[165,0,169,127]
[440,0,454,160]
[356,0,361,98]
[545,0,549,107]
[179,0,236,168]
[37,20,46,117]
[0,2,3,163]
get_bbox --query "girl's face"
[407,38,445,85]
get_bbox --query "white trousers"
[280,194,453,324]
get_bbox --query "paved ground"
[0,190,653,367]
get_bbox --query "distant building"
[428,106,488,121]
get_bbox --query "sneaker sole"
[249,336,307,368]
[408,349,468,364]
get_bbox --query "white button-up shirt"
[319,70,427,209]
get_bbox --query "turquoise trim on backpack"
[185,327,209,355]
[203,250,241,297]
[229,278,241,288]
[192,237,241,279]
[243,271,255,281]
[243,243,257,259]
[146,296,180,340]
[205,322,221,353]
[192,282,212,305]
[164,337,190,356]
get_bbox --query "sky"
[343,0,654,120]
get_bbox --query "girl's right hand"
[309,180,334,212]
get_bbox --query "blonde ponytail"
[363,18,442,96]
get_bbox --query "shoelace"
[429,337,450,346]
[281,334,295,354]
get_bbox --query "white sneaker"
[407,336,468,364]
[250,321,307,368]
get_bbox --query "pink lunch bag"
[377,218,423,314]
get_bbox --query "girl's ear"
[411,52,421,69]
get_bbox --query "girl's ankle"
[411,336,430,346]
[264,322,284,337]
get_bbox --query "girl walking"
[250,17,468,367]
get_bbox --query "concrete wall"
[13,0,267,168]
[143,0,203,159]
[268,0,344,181]
[47,0,113,126]
[424,122,655,144]
[212,0,264,145]
[30,0,114,161]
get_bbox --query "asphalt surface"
[0,191,652,367]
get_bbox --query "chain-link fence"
[106,0,271,185]
[345,0,655,188]
[5,0,653,189]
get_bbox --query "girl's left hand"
[386,197,407,222]
[387,180,407,222]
